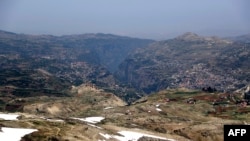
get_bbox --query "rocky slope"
[1,30,250,141]
[1,88,249,141]
[0,30,153,103]
[0,30,153,72]
[116,32,250,94]
[1,30,250,102]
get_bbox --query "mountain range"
[0,30,250,141]
[116,32,250,94]
[0,30,250,102]
[0,30,153,103]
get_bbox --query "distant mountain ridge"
[0,30,154,102]
[0,29,154,70]
[0,30,154,72]
[226,33,250,43]
[1,30,250,102]
[116,33,250,93]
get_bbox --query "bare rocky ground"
[1,86,250,141]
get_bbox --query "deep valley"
[0,30,250,141]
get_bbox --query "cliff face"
[116,33,250,94]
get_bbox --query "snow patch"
[39,117,64,122]
[0,127,37,141]
[39,116,46,120]
[156,108,162,111]
[87,123,103,129]
[99,131,175,141]
[71,116,105,124]
[99,133,112,139]
[46,119,64,122]
[0,113,20,120]
[104,107,113,110]
[156,104,160,107]
[114,131,169,141]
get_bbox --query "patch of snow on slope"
[99,133,112,139]
[156,108,162,111]
[46,119,64,122]
[99,131,175,141]
[114,131,170,141]
[0,127,37,141]
[104,107,113,110]
[72,116,105,124]
[0,113,20,120]
[87,123,103,129]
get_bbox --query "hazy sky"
[0,0,249,39]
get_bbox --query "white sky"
[0,0,249,39]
